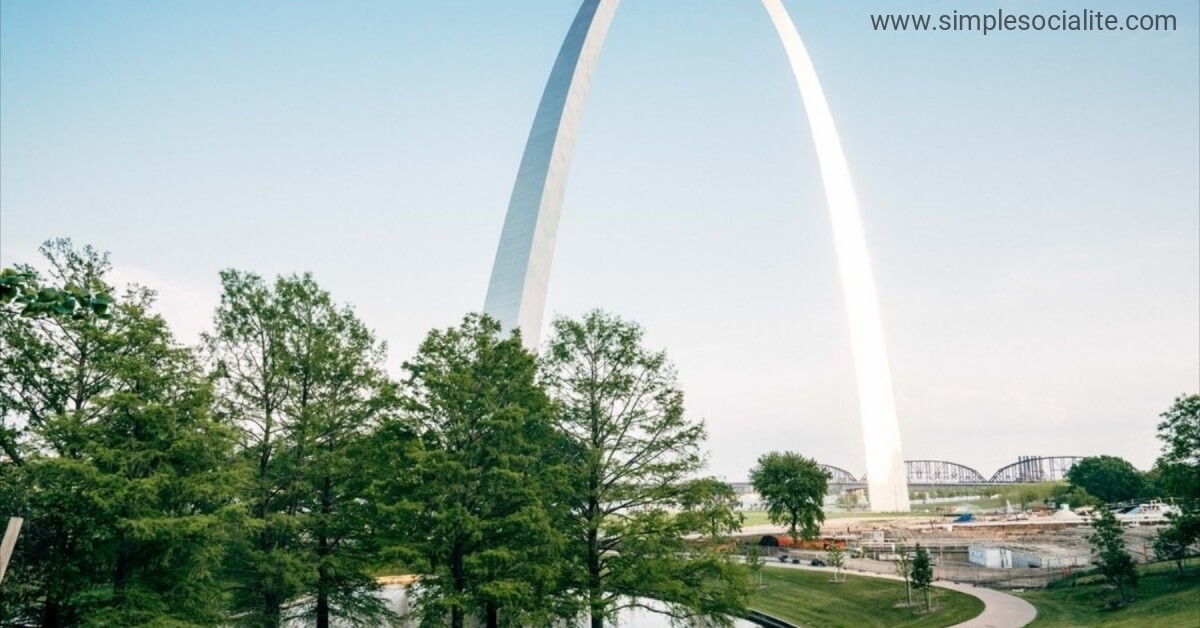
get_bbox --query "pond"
[374,585,759,627]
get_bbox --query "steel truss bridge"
[816,455,1084,487]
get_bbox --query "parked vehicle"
[810,559,826,567]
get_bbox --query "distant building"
[728,482,756,495]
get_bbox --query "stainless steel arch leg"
[483,0,621,347]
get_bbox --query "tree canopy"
[541,310,750,628]
[1,241,239,626]
[402,313,569,628]
[1,243,114,320]
[1,243,756,627]
[1088,506,1139,606]
[1065,455,1146,504]
[910,545,933,612]
[749,451,829,543]
[206,270,398,628]
[678,477,744,545]
[1151,393,1200,577]
[1155,394,1200,501]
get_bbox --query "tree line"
[998,396,1199,609]
[0,240,753,627]
[1081,394,1200,609]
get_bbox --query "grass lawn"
[1019,563,1200,627]
[751,565,985,628]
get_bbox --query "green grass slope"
[751,566,985,628]
[1020,563,1200,627]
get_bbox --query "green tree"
[1155,394,1199,502]
[0,241,238,626]
[1152,394,1200,572]
[745,545,764,588]
[1152,396,1200,533]
[1,256,114,320]
[402,313,568,628]
[827,544,845,583]
[749,452,828,544]
[207,271,397,627]
[206,270,311,626]
[0,241,119,466]
[1066,456,1147,504]
[1151,522,1192,573]
[894,545,914,607]
[358,415,423,581]
[678,478,744,545]
[1002,483,1059,510]
[541,310,749,628]
[276,276,399,628]
[0,240,122,624]
[910,544,933,612]
[1088,506,1139,606]
[835,491,861,512]
[54,301,239,626]
[1051,484,1100,509]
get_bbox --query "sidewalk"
[935,580,1037,628]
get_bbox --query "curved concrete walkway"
[933,580,1037,628]
[764,562,1037,628]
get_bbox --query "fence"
[745,545,1078,590]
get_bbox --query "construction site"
[737,498,1179,590]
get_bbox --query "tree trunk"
[41,599,61,628]
[451,549,465,628]
[588,520,603,628]
[260,521,283,628]
[316,476,332,628]
[113,533,130,606]
[485,602,499,628]
[259,412,279,628]
[587,401,604,628]
[264,590,282,628]
[316,591,330,628]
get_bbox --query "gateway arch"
[483,0,910,513]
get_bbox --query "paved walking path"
[933,580,1037,627]
[764,562,1037,628]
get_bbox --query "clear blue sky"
[3,0,1197,480]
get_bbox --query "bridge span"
[731,456,1085,494]
[810,456,1085,488]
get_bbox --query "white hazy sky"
[2,0,1197,481]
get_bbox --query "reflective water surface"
[370,585,758,627]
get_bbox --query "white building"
[969,545,1089,569]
